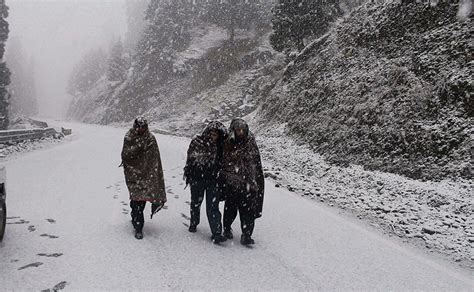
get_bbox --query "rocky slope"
[261,1,472,181]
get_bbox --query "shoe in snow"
[223,228,233,239]
[135,230,143,240]
[240,235,255,245]
[188,224,197,233]
[211,234,227,244]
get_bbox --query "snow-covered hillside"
[262,2,472,182]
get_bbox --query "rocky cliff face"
[260,1,472,181]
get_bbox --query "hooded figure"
[183,121,228,243]
[121,117,166,239]
[220,118,264,245]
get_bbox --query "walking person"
[220,118,265,245]
[121,117,167,239]
[184,121,228,244]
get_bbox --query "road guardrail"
[0,128,60,144]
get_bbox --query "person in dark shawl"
[220,118,264,245]
[121,117,166,239]
[184,121,228,244]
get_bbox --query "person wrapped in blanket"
[184,121,228,244]
[121,117,167,240]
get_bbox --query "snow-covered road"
[0,122,472,290]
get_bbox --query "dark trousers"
[130,200,146,231]
[190,181,222,236]
[223,189,255,237]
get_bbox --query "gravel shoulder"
[252,123,473,270]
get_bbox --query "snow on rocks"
[252,123,474,270]
[173,25,227,73]
[0,136,65,159]
[0,120,69,159]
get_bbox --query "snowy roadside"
[252,123,473,270]
[0,136,68,160]
[86,117,473,270]
[2,121,472,290]
[0,120,73,160]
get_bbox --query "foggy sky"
[7,0,128,118]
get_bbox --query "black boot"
[223,228,233,239]
[188,224,197,233]
[211,234,227,244]
[135,229,143,240]
[240,234,255,245]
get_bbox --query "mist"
[7,0,127,118]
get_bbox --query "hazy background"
[7,0,128,118]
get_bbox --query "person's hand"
[249,181,258,193]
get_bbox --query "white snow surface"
[0,122,472,290]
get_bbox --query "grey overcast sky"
[7,0,128,118]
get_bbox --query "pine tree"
[124,0,149,51]
[5,37,24,117]
[107,38,128,82]
[25,56,38,116]
[6,38,39,117]
[270,0,342,53]
[135,0,193,84]
[68,48,107,95]
[206,0,261,43]
[5,37,38,117]
[0,0,10,129]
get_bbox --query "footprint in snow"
[180,213,190,220]
[37,253,63,258]
[7,219,29,225]
[182,222,190,228]
[40,234,59,239]
[46,219,56,224]
[174,195,179,199]
[28,225,36,232]
[113,195,118,199]
[18,262,43,270]
[41,281,68,292]
[106,185,112,189]
[6,216,20,220]
[167,189,174,194]
[185,201,191,206]
[10,259,19,263]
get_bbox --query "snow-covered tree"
[205,0,261,42]
[107,38,128,83]
[270,0,342,52]
[6,37,38,117]
[135,0,193,84]
[25,56,38,116]
[0,0,10,129]
[68,48,107,95]
[124,0,149,52]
